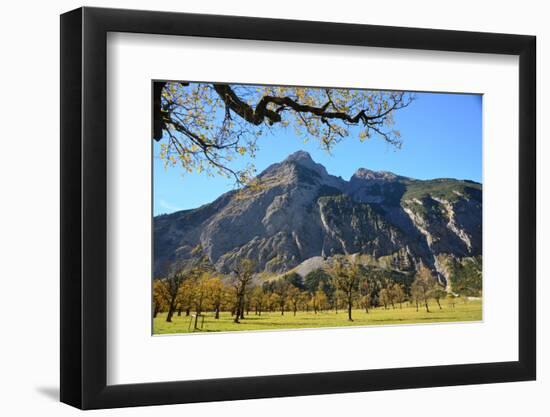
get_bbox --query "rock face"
[154,151,482,285]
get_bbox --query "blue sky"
[154,91,482,215]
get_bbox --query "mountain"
[154,151,482,289]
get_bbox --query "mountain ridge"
[154,151,482,289]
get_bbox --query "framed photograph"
[60,6,536,409]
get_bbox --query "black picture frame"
[60,6,536,410]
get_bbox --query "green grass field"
[153,299,482,334]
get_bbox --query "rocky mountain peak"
[259,150,344,189]
[283,150,327,175]
[352,168,401,182]
[284,150,314,164]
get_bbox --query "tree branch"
[212,84,410,130]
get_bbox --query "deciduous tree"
[268,293,281,313]
[287,286,302,316]
[391,283,406,309]
[379,288,390,310]
[189,273,213,329]
[330,258,363,321]
[164,268,186,323]
[432,287,447,310]
[154,82,413,185]
[412,265,438,313]
[274,279,292,315]
[205,276,226,319]
[152,279,169,318]
[231,259,255,323]
[250,286,265,316]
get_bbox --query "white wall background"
[0,0,545,415]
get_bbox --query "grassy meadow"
[153,299,482,335]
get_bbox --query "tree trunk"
[215,306,220,319]
[166,310,174,322]
[153,82,167,141]
[239,296,245,320]
[234,290,244,323]
[347,302,353,321]
[234,296,242,323]
[185,308,190,316]
[166,295,177,322]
